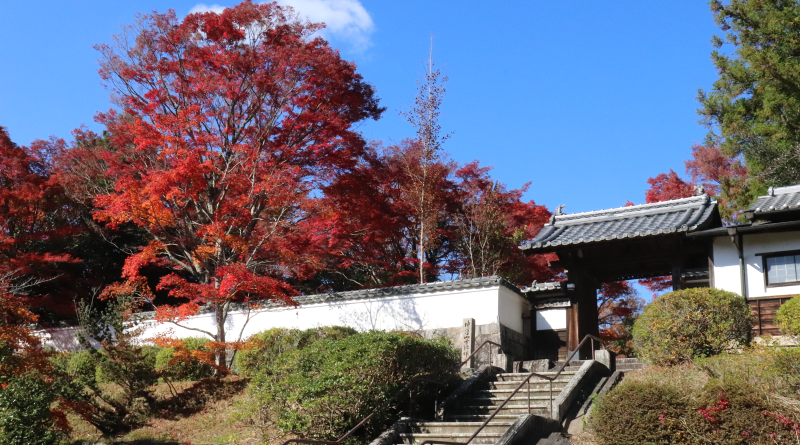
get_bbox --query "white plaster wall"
[713,236,743,295]
[497,286,529,334]
[713,230,800,298]
[536,309,566,330]
[37,326,101,351]
[138,286,504,343]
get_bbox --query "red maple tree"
[0,127,82,315]
[312,139,458,288]
[88,2,383,367]
[450,161,556,284]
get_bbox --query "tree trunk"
[215,303,228,371]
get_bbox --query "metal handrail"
[419,334,606,445]
[279,339,505,445]
[460,340,503,368]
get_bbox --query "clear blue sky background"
[0,0,718,215]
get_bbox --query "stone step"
[616,358,642,364]
[406,421,515,435]
[469,388,563,401]
[454,403,553,416]
[495,371,577,382]
[546,365,584,372]
[616,364,645,371]
[514,365,583,373]
[397,432,504,444]
[462,395,557,406]
[475,387,567,398]
[443,414,522,422]
[487,379,572,390]
[553,360,588,368]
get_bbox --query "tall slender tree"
[401,40,452,283]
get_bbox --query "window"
[765,252,800,286]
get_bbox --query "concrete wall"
[713,230,800,299]
[40,284,534,357]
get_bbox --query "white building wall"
[713,236,743,295]
[137,286,504,343]
[713,230,800,299]
[497,286,530,334]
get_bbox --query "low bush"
[775,296,800,335]
[632,288,751,365]
[249,331,460,443]
[155,337,215,381]
[587,347,800,445]
[233,326,356,376]
[591,377,688,444]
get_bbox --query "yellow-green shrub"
[632,288,751,365]
[775,296,800,335]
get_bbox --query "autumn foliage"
[82,2,384,367]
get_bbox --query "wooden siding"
[749,296,794,336]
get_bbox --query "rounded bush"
[590,379,686,445]
[775,296,800,335]
[632,288,751,365]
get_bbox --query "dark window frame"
[758,250,800,288]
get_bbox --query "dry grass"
[66,377,269,445]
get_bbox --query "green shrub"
[632,288,751,365]
[53,293,162,435]
[775,296,800,335]
[250,331,460,443]
[0,372,66,445]
[234,326,356,377]
[588,349,800,445]
[155,337,215,381]
[590,378,687,445]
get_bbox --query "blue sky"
[0,0,718,215]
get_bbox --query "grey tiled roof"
[681,270,709,279]
[521,194,718,252]
[747,184,800,216]
[521,281,574,293]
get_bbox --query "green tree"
[698,0,800,186]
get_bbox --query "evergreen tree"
[699,0,800,186]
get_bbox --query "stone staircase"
[615,357,645,372]
[396,363,586,445]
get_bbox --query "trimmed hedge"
[775,296,800,335]
[633,288,751,365]
[250,330,460,443]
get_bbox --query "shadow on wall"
[334,297,427,332]
[37,326,101,351]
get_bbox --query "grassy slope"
[67,377,268,445]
